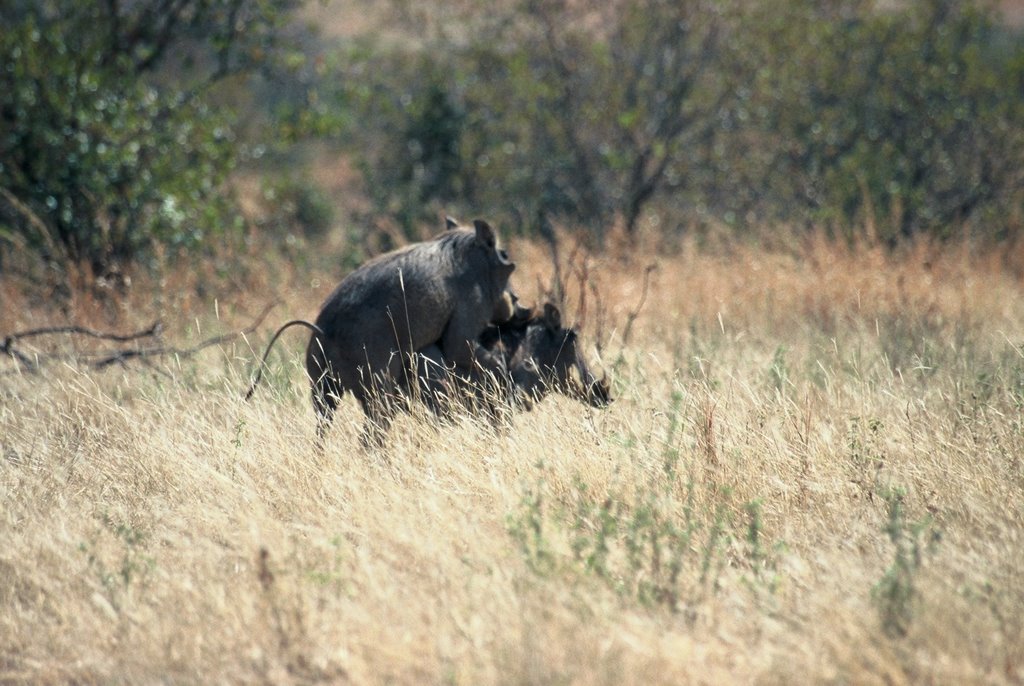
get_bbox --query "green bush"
[507,398,780,614]
[330,0,1022,243]
[342,55,469,238]
[260,176,335,238]
[336,0,732,241]
[0,0,299,274]
[730,0,1024,240]
[872,486,941,637]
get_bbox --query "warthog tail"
[244,320,325,401]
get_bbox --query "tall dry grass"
[2,230,1023,684]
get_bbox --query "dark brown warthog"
[245,287,524,400]
[415,302,612,414]
[244,284,528,441]
[305,217,514,441]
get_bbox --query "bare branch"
[1,303,277,374]
[90,302,276,369]
[0,187,62,259]
[0,338,37,373]
[5,321,162,344]
[621,263,656,346]
[91,304,274,369]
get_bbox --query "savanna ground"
[2,229,1024,684]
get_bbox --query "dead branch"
[540,221,590,318]
[5,321,162,344]
[0,187,62,258]
[92,304,272,368]
[573,253,591,330]
[621,263,656,346]
[1,303,276,374]
[539,215,565,308]
[0,340,37,373]
[589,279,608,357]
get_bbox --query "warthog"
[415,302,612,414]
[245,288,524,407]
[245,217,515,443]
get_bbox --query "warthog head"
[490,303,611,408]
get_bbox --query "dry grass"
[2,231,1024,684]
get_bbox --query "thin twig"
[0,187,61,257]
[1,303,276,373]
[90,303,276,369]
[622,263,656,346]
[0,339,37,373]
[5,321,162,344]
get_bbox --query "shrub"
[260,176,335,238]
[335,0,733,241]
[872,486,941,637]
[331,0,1022,243]
[721,0,1024,240]
[0,0,299,274]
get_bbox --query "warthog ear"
[473,219,496,247]
[543,303,562,332]
[445,216,460,230]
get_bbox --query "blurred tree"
[344,57,469,238]
[339,0,735,242]
[0,0,301,274]
[722,0,1024,240]
[540,0,732,237]
[275,0,1024,245]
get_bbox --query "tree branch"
[4,321,162,344]
[1,303,277,374]
[622,263,656,346]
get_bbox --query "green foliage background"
[1,0,1022,272]
[327,0,1023,242]
[0,0,298,273]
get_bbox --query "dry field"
[2,231,1024,684]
